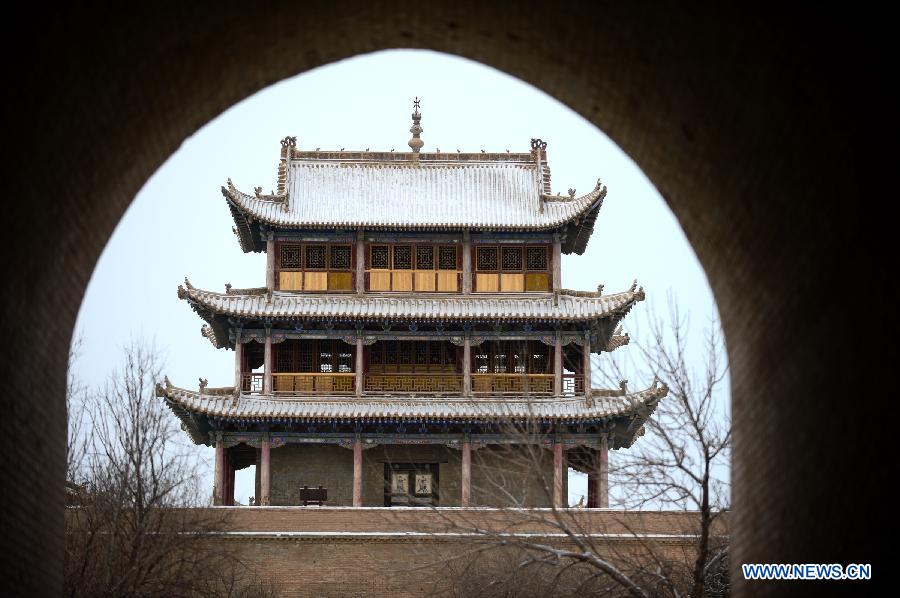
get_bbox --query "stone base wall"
[266,443,564,507]
[198,508,721,597]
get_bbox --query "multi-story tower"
[158,103,666,508]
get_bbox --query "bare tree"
[398,294,730,598]
[65,339,278,597]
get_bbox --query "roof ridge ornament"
[408,97,424,154]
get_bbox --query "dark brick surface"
[2,4,886,596]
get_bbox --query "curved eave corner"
[616,376,669,448]
[178,278,235,349]
[560,182,606,255]
[156,377,210,445]
[223,181,268,253]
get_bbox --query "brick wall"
[266,443,562,507]
[193,507,725,596]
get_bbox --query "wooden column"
[263,333,273,394]
[462,230,472,294]
[461,438,472,507]
[214,435,225,506]
[260,435,271,506]
[582,332,591,398]
[355,337,364,397]
[587,469,598,508]
[552,234,562,291]
[554,332,562,397]
[226,455,235,506]
[463,335,472,397]
[265,234,275,292]
[553,440,564,508]
[234,335,243,391]
[355,230,365,294]
[599,436,609,508]
[353,438,363,507]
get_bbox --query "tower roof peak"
[408,97,424,153]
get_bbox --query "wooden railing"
[273,373,355,395]
[471,374,555,395]
[241,373,264,394]
[561,374,585,397]
[364,373,463,393]
[255,372,585,396]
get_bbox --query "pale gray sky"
[73,50,722,505]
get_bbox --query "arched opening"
[5,6,879,595]
[72,50,724,508]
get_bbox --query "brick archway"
[2,5,881,595]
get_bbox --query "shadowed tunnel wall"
[0,4,885,595]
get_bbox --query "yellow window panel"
[500,273,525,292]
[303,271,327,291]
[392,271,413,291]
[369,271,391,291]
[525,272,550,292]
[279,271,303,291]
[328,271,353,291]
[475,273,499,292]
[415,271,435,292]
[436,271,458,292]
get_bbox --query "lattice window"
[513,347,527,373]
[474,353,489,373]
[305,245,326,269]
[337,350,353,373]
[384,341,398,364]
[416,246,434,270]
[476,247,498,271]
[393,245,412,270]
[369,343,384,365]
[494,351,508,373]
[280,244,301,269]
[531,348,549,373]
[502,247,523,271]
[398,342,413,364]
[429,343,443,365]
[330,245,351,269]
[371,245,390,269]
[413,341,426,365]
[438,246,457,270]
[526,246,548,271]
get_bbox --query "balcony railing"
[244,372,585,397]
[471,374,555,395]
[241,373,264,394]
[364,373,463,394]
[273,373,355,395]
[561,374,585,397]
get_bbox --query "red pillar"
[260,436,271,506]
[355,338,364,398]
[353,439,363,507]
[599,438,609,508]
[214,437,225,506]
[554,333,563,397]
[553,441,564,508]
[461,439,472,507]
[226,452,235,506]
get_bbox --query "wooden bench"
[299,485,327,506]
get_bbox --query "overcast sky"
[72,50,724,505]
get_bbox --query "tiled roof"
[178,279,645,323]
[157,379,667,423]
[224,148,606,253]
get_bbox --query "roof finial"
[408,97,424,154]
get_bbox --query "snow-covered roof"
[158,378,667,445]
[179,280,645,347]
[225,143,606,254]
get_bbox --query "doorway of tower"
[384,463,439,506]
